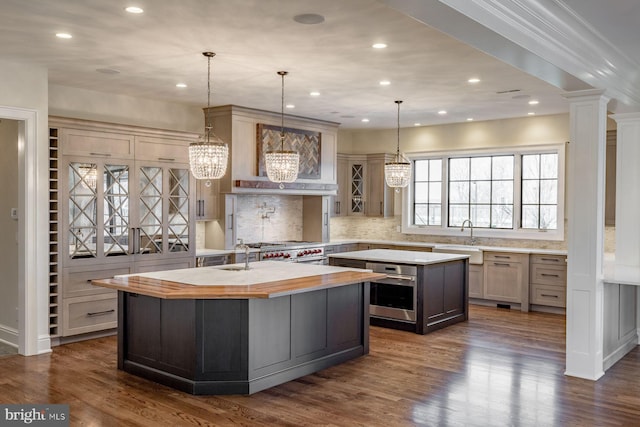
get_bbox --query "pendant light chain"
[280,71,285,151]
[189,52,229,180]
[396,100,401,159]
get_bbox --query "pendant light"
[189,52,228,180]
[264,71,299,189]
[384,100,411,189]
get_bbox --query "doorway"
[0,106,49,356]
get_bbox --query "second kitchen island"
[329,249,469,334]
[92,261,384,395]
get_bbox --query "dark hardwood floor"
[1,305,639,426]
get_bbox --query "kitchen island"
[92,261,385,395]
[329,249,469,334]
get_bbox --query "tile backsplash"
[329,216,616,252]
[236,195,303,243]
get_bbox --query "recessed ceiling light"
[362,118,370,123]
[372,43,387,49]
[467,118,474,121]
[286,104,295,109]
[438,110,447,115]
[176,83,187,88]
[468,78,480,83]
[293,13,325,25]
[55,33,72,39]
[309,91,320,97]
[125,6,144,14]
[379,80,391,86]
[528,112,536,116]
[528,100,539,105]
[414,123,421,126]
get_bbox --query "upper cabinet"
[205,105,340,196]
[333,153,395,217]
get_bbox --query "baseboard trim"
[0,324,18,347]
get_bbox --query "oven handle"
[382,274,416,282]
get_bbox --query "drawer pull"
[541,273,560,278]
[540,294,559,298]
[494,255,511,259]
[89,152,111,157]
[87,309,115,317]
[493,262,511,267]
[541,258,560,262]
[158,157,176,162]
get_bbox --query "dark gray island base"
[92,263,384,396]
[330,249,469,335]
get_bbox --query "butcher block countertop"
[92,261,385,299]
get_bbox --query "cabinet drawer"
[60,128,134,158]
[530,254,566,265]
[484,252,528,263]
[62,294,118,336]
[63,265,129,298]
[531,264,566,286]
[531,284,566,307]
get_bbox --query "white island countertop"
[329,249,469,265]
[116,261,364,287]
[603,253,640,286]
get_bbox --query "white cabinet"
[529,254,567,308]
[483,252,529,311]
[335,153,394,217]
[195,178,220,221]
[468,265,484,299]
[51,118,198,337]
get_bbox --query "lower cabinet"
[603,282,638,370]
[423,260,467,330]
[468,264,484,299]
[483,252,529,311]
[529,254,567,308]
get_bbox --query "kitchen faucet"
[235,238,251,270]
[461,219,476,245]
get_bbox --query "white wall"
[0,119,18,343]
[338,113,570,154]
[49,84,202,133]
[0,59,49,354]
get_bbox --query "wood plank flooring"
[1,305,639,426]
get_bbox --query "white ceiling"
[0,0,636,129]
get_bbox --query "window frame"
[402,143,565,241]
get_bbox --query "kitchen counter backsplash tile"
[236,195,303,243]
[329,216,616,252]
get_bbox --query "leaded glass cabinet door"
[133,162,193,261]
[66,159,132,265]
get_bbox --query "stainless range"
[248,241,327,264]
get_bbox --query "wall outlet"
[10,208,18,219]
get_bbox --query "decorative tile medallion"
[257,123,321,179]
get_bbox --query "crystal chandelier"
[385,100,411,189]
[79,164,97,190]
[189,52,228,180]
[265,71,299,189]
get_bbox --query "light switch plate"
[10,208,17,219]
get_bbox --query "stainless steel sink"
[432,245,483,265]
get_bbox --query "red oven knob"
[284,253,291,258]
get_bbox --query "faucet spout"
[235,238,251,270]
[460,219,476,245]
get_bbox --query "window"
[413,159,442,225]
[448,155,514,229]
[405,144,565,241]
[521,153,558,230]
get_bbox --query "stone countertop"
[329,249,470,265]
[92,261,385,299]
[197,241,567,257]
[603,253,640,286]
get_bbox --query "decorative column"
[563,89,609,380]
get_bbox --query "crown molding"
[439,0,640,110]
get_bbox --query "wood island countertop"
[92,261,386,299]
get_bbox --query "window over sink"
[404,143,565,241]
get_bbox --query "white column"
[563,89,609,380]
[609,113,640,268]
